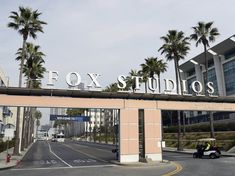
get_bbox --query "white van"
[55,133,65,142]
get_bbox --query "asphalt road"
[163,151,235,176]
[6,140,235,176]
[0,140,174,176]
[17,140,117,168]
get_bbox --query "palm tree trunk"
[174,59,179,94]
[176,60,186,138]
[24,108,29,148]
[209,112,215,138]
[204,44,208,89]
[13,107,21,155]
[13,38,27,155]
[182,114,186,136]
[19,38,27,87]
[203,45,215,138]
[158,74,161,93]
[177,111,182,151]
[174,59,183,150]
[144,82,147,93]
[176,61,183,95]
[21,108,27,151]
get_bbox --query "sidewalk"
[0,144,32,170]
[163,147,235,157]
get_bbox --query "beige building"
[0,67,24,153]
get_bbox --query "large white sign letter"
[47,71,59,86]
[87,73,101,88]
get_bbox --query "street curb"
[109,160,170,167]
[163,150,193,155]
[0,163,17,171]
[164,149,235,157]
[0,142,34,170]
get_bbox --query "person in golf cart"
[194,138,221,159]
[204,141,211,151]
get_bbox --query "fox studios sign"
[46,71,215,96]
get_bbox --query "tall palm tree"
[159,30,190,151]
[141,57,167,93]
[190,21,219,86]
[16,43,46,148]
[8,6,46,155]
[159,30,190,94]
[190,21,219,138]
[8,7,47,87]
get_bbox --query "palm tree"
[16,43,46,148]
[23,44,46,88]
[190,22,219,138]
[126,69,140,92]
[104,83,119,92]
[16,43,46,88]
[190,22,219,86]
[159,30,190,151]
[34,110,42,139]
[8,6,46,155]
[138,69,149,93]
[159,30,190,94]
[8,7,47,87]
[155,59,167,92]
[141,57,167,93]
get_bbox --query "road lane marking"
[73,159,97,163]
[12,164,117,171]
[48,142,72,168]
[61,143,108,163]
[161,161,183,176]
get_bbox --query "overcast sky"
[1,0,235,124]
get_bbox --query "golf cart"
[193,138,221,159]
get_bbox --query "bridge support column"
[144,109,162,161]
[119,108,139,163]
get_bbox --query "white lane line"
[12,164,117,171]
[48,142,72,168]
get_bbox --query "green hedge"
[0,140,15,153]
[164,122,235,133]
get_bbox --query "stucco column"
[119,108,139,163]
[213,55,225,96]
[144,109,162,161]
[195,64,204,85]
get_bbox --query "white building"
[0,67,18,140]
[179,35,235,123]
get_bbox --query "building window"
[203,68,218,95]
[223,59,235,95]
[187,68,195,77]
[187,76,196,94]
[224,48,235,60]
[208,58,214,68]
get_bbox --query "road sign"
[4,128,14,139]
[50,115,90,122]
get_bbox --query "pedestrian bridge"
[0,87,235,163]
